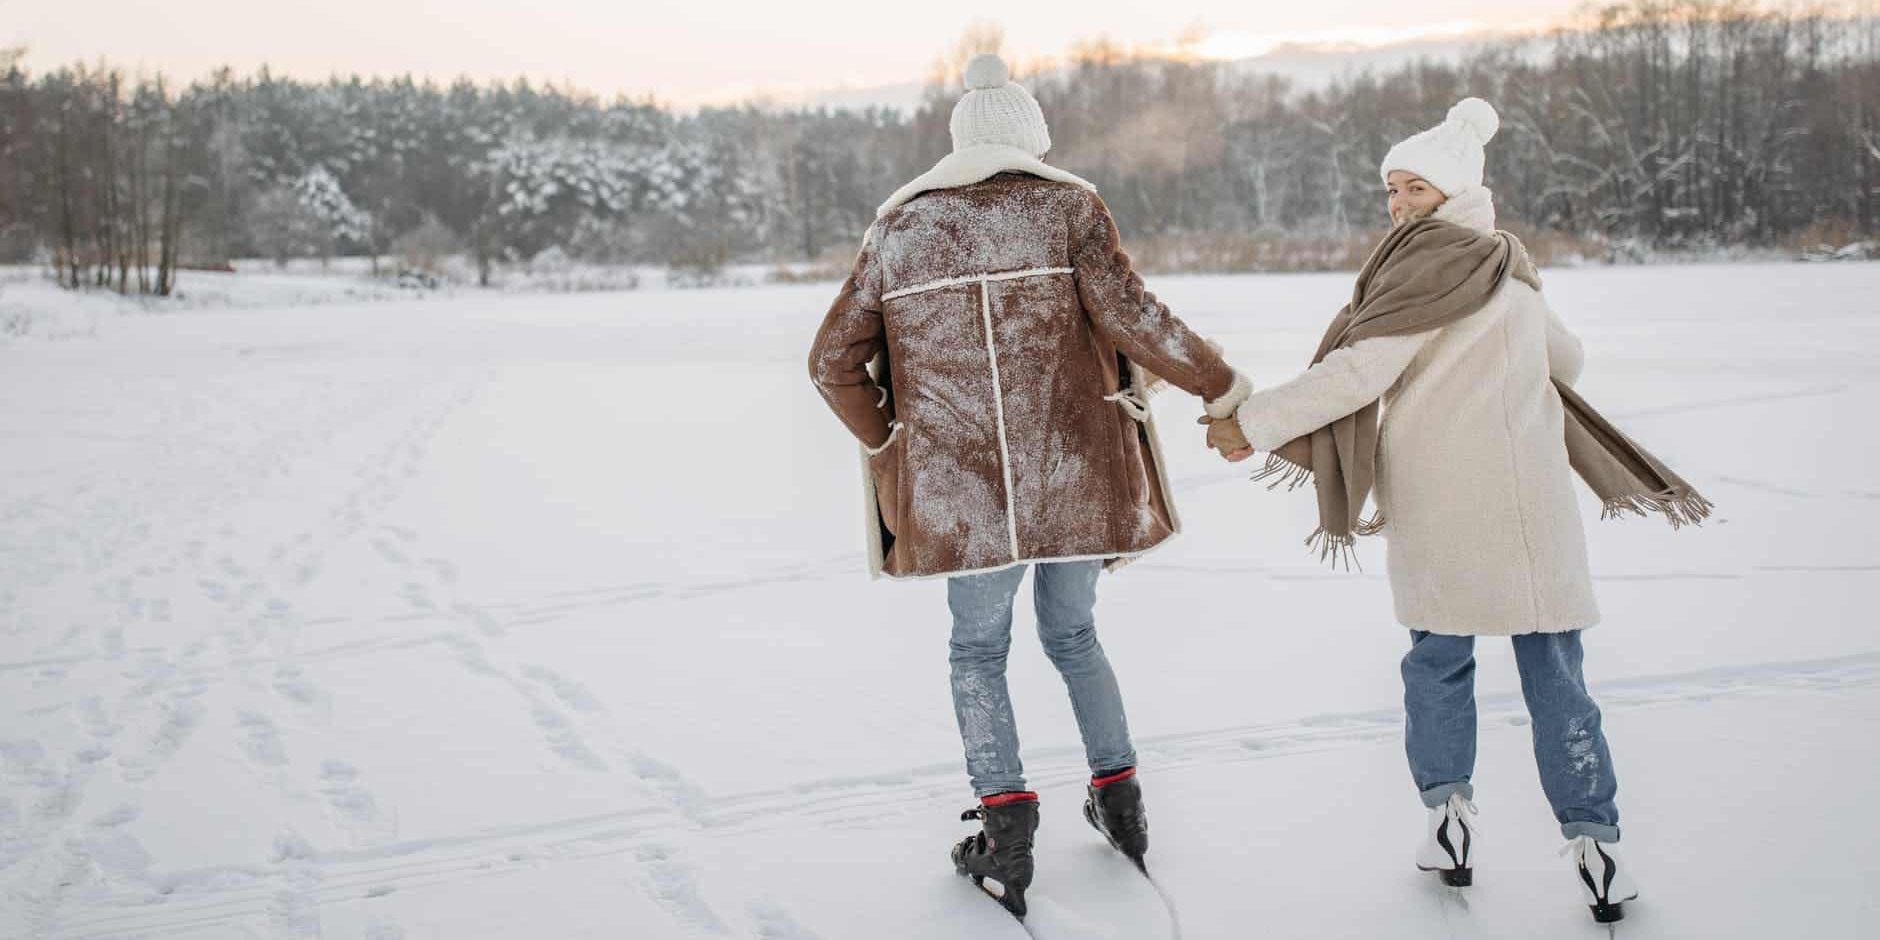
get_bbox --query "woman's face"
[1386,171,1446,225]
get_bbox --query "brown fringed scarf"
[1254,216,1713,566]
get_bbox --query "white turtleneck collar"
[1431,185,1498,234]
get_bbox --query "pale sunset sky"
[7,0,1615,105]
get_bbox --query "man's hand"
[1198,414,1255,463]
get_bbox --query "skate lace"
[1557,834,1595,861]
[960,807,986,822]
[1446,793,1481,834]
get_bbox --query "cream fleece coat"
[1237,187,1599,635]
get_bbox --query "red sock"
[982,790,1039,807]
[1091,767,1137,788]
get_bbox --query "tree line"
[0,1,1873,293]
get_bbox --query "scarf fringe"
[1256,454,1383,569]
[1250,452,1314,491]
[1599,489,1715,529]
[1304,527,1364,572]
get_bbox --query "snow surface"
[2,261,1877,939]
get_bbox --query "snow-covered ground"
[2,262,1876,939]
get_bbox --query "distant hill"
[798,28,1537,114]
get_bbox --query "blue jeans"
[1402,629,1621,842]
[947,561,1137,798]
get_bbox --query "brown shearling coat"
[809,171,1237,579]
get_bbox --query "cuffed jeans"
[1402,629,1621,842]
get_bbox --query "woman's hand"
[1198,415,1255,463]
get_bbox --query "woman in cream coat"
[1224,99,1639,924]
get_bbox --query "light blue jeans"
[1402,629,1621,842]
[947,561,1137,798]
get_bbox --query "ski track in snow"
[10,477,1880,939]
[4,539,1873,690]
[29,649,1878,940]
[1,363,498,940]
[5,266,1878,938]
[2,365,836,938]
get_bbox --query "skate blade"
[1591,900,1625,924]
[971,876,1026,918]
[1416,864,1473,887]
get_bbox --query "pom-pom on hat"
[949,53,1052,157]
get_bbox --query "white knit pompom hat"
[1379,97,1501,196]
[949,54,1051,157]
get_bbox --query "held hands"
[1198,414,1255,463]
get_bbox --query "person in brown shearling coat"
[806,53,1249,916]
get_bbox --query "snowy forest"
[0,1,1874,293]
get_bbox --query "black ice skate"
[952,791,1040,919]
[1083,767,1149,869]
